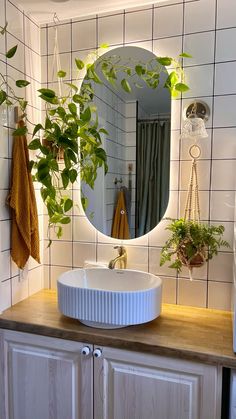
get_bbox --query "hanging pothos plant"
[0,22,192,242]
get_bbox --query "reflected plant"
[0,24,192,242]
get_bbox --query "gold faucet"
[108,246,127,269]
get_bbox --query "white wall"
[41,0,236,310]
[0,0,43,311]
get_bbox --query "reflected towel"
[111,190,130,240]
[7,121,40,269]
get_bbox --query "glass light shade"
[181,116,208,140]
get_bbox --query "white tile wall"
[1,0,235,311]
[0,0,42,312]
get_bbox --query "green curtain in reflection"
[136,119,171,236]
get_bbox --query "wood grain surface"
[0,290,235,367]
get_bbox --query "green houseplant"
[160,218,229,274]
[0,23,191,240]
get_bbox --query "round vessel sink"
[57,268,162,329]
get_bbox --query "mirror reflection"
[81,46,171,239]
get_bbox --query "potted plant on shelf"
[0,22,191,240]
[160,218,229,276]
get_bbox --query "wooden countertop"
[0,289,235,367]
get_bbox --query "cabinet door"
[0,330,93,419]
[94,346,221,419]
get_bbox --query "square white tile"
[209,252,233,283]
[208,281,231,310]
[154,4,183,39]
[178,278,207,308]
[50,265,70,290]
[184,0,215,34]
[73,242,96,267]
[179,190,210,222]
[50,241,73,267]
[210,191,235,222]
[6,0,24,41]
[0,279,11,312]
[98,14,123,46]
[214,95,236,128]
[48,23,71,55]
[72,19,96,51]
[0,250,10,281]
[215,62,236,96]
[149,247,176,277]
[73,216,96,242]
[211,160,236,191]
[217,0,236,29]
[125,245,148,271]
[125,9,152,43]
[183,32,215,66]
[184,65,214,98]
[216,28,236,62]
[161,277,177,304]
[180,160,211,191]
[213,128,236,159]
[153,37,182,60]
[11,275,29,305]
[28,266,43,296]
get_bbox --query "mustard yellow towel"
[111,190,130,240]
[8,121,40,269]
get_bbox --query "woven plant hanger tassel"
[184,144,201,223]
[183,144,203,280]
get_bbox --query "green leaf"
[175,83,190,92]
[100,43,109,49]
[19,99,28,110]
[28,138,41,150]
[99,128,109,135]
[0,90,7,105]
[135,65,145,76]
[60,216,71,224]
[45,117,52,130]
[49,159,59,171]
[68,103,77,115]
[72,94,82,104]
[164,71,179,88]
[80,106,91,122]
[64,198,73,212]
[179,52,192,58]
[65,82,78,92]
[121,78,131,93]
[69,168,77,183]
[38,88,56,98]
[75,58,84,70]
[57,70,66,78]
[61,169,70,189]
[13,126,27,136]
[33,123,43,137]
[156,56,172,66]
[6,45,17,58]
[16,79,30,88]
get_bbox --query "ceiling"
[17,0,166,24]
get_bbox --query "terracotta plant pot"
[177,245,206,269]
[42,138,64,160]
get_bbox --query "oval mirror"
[81,46,171,239]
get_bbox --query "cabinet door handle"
[93,348,102,358]
[81,346,90,356]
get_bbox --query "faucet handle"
[114,246,126,255]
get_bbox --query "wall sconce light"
[181,100,210,140]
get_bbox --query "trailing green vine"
[0,23,192,241]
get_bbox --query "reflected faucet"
[108,246,127,269]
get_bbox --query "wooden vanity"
[0,289,235,419]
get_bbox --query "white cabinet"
[94,346,222,419]
[0,330,222,419]
[0,330,93,419]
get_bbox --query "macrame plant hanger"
[52,13,63,99]
[183,143,206,280]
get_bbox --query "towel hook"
[114,177,122,185]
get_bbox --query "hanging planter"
[160,144,229,278]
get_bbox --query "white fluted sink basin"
[57,268,162,329]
